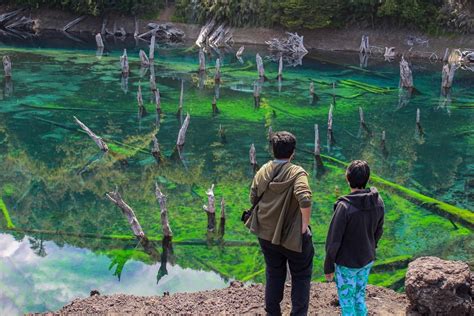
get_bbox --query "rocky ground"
[36,282,408,315]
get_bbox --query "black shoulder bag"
[241,163,287,223]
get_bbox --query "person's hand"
[325,273,334,282]
[301,223,308,234]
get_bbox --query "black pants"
[258,232,314,316]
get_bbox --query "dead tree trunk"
[154,88,161,114]
[236,46,245,58]
[74,116,108,151]
[218,197,225,238]
[416,108,423,135]
[328,104,335,144]
[253,82,260,108]
[155,183,172,237]
[277,56,283,80]
[381,130,386,147]
[0,9,23,26]
[443,48,450,63]
[441,63,456,90]
[134,17,139,38]
[150,73,157,92]
[2,56,11,78]
[359,35,369,54]
[199,48,206,72]
[314,124,323,167]
[140,50,150,67]
[177,79,184,116]
[400,56,414,89]
[256,53,265,79]
[120,49,129,75]
[203,184,216,232]
[95,33,104,48]
[151,135,162,163]
[250,143,257,172]
[63,16,86,32]
[212,96,219,115]
[106,189,145,238]
[176,112,190,147]
[149,34,156,62]
[214,58,221,83]
[310,81,314,98]
[137,83,147,117]
[332,82,336,106]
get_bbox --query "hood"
[257,161,307,194]
[338,187,383,211]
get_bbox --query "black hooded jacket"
[324,187,385,274]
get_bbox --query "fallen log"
[106,188,145,238]
[236,46,245,58]
[6,16,37,32]
[73,116,108,152]
[155,183,172,237]
[196,19,215,47]
[203,184,216,232]
[3,55,11,78]
[63,16,86,32]
[266,32,308,55]
[176,112,190,147]
[384,47,396,60]
[0,9,23,26]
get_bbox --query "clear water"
[0,35,472,314]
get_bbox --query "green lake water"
[0,36,472,314]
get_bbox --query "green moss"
[0,197,15,228]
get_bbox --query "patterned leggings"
[335,261,374,316]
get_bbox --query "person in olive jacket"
[324,160,384,316]
[247,131,313,316]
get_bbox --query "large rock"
[405,256,472,315]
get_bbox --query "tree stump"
[74,116,108,152]
[3,56,12,78]
[203,184,216,232]
[95,33,104,48]
[400,56,414,89]
[120,49,129,75]
[155,183,172,237]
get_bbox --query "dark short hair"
[346,160,370,189]
[271,131,296,159]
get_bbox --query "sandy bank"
[35,282,408,315]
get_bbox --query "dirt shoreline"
[1,5,473,59]
[36,282,408,315]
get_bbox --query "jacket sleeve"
[374,208,385,247]
[324,202,347,274]
[293,173,312,208]
[249,174,259,205]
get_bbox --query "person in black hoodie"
[324,160,384,316]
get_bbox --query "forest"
[6,0,473,34]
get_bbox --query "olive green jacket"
[246,160,312,252]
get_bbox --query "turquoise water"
[0,36,472,314]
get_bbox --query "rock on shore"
[40,282,408,315]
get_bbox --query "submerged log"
[3,56,11,78]
[198,48,206,72]
[139,23,184,41]
[359,35,369,54]
[151,135,162,163]
[381,130,386,147]
[155,183,173,237]
[154,88,161,113]
[149,34,156,62]
[106,188,145,238]
[256,53,265,78]
[140,50,150,67]
[203,184,216,232]
[400,56,414,89]
[309,81,314,97]
[314,124,323,167]
[73,116,108,152]
[95,33,104,48]
[416,108,423,135]
[137,83,147,117]
[359,107,365,125]
[328,104,335,144]
[332,82,336,106]
[120,49,129,75]
[441,63,457,89]
[63,16,86,32]
[176,113,190,147]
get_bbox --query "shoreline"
[36,282,408,315]
[1,5,473,60]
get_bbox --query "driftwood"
[314,124,323,167]
[256,53,265,78]
[400,56,414,89]
[203,184,216,232]
[140,50,150,67]
[137,83,147,117]
[214,58,221,83]
[95,33,104,48]
[5,16,37,32]
[3,56,11,78]
[151,135,162,163]
[249,143,257,171]
[149,34,156,61]
[359,35,369,54]
[218,197,225,238]
[176,113,190,147]
[120,49,129,75]
[106,189,145,238]
[266,32,308,55]
[63,16,86,32]
[198,48,206,72]
[74,116,108,152]
[155,183,172,237]
[138,23,184,41]
[441,63,457,89]
[0,9,23,26]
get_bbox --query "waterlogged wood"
[218,124,227,144]
[249,143,257,168]
[384,47,396,59]
[154,88,161,113]
[149,34,156,61]
[6,16,37,31]
[359,35,369,54]
[106,189,145,238]
[278,56,283,79]
[327,104,334,143]
[212,95,219,114]
[176,113,190,146]
[155,183,172,237]
[381,130,386,147]
[0,9,23,26]
[359,107,365,125]
[400,56,413,89]
[134,17,139,38]
[253,82,260,108]
[150,73,157,92]
[151,135,162,163]
[256,53,265,78]
[266,32,308,54]
[196,19,215,47]
[441,63,457,89]
[416,108,424,135]
[120,49,129,75]
[198,48,206,72]
[203,184,216,232]
[139,50,150,67]
[443,48,450,63]
[73,116,109,152]
[177,79,184,116]
[95,33,104,48]
[332,82,336,106]
[214,58,221,83]
[63,16,86,32]
[309,81,314,97]
[3,56,11,78]
[137,83,147,117]
[101,17,107,35]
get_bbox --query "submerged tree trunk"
[155,183,172,237]
[2,56,11,78]
[400,56,413,89]
[203,184,216,232]
[106,189,145,238]
[73,116,109,152]
[176,113,190,147]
